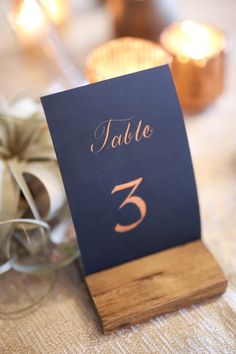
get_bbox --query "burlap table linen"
[1,74,236,354]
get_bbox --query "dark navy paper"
[41,65,201,275]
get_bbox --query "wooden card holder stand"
[85,240,227,334]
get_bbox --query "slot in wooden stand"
[85,240,227,334]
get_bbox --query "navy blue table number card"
[41,65,201,275]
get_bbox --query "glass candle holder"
[160,20,230,114]
[1,0,83,89]
[85,37,171,83]
[105,0,176,40]
[7,0,70,48]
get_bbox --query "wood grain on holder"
[85,240,227,334]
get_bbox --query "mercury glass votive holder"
[160,20,230,114]
[85,37,171,83]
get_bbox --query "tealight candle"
[11,0,69,46]
[85,37,171,83]
[160,20,229,113]
[13,0,48,45]
[40,0,69,27]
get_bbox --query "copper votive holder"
[160,21,229,114]
[85,37,171,83]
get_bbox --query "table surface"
[0,0,236,353]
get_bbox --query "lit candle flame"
[15,0,46,40]
[161,20,226,62]
[13,0,68,45]
[41,0,68,26]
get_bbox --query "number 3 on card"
[111,177,147,233]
